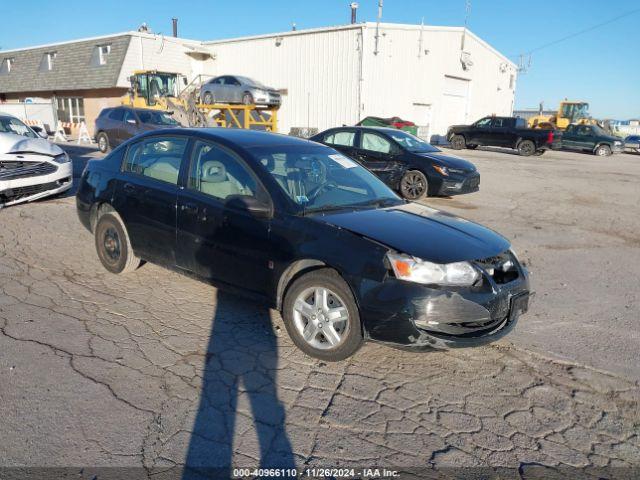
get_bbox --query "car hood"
[413,152,476,171]
[316,202,509,263]
[0,132,63,157]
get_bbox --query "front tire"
[203,92,214,104]
[400,170,428,200]
[282,269,363,361]
[94,212,141,274]
[450,134,466,150]
[595,144,612,156]
[96,132,110,154]
[517,139,536,156]
[242,92,253,105]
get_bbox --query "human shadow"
[182,289,296,479]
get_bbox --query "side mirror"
[225,195,272,219]
[126,118,137,125]
[31,126,48,139]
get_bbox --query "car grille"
[474,251,519,285]
[0,178,70,202]
[0,161,57,180]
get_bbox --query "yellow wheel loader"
[528,101,605,131]
[121,70,278,131]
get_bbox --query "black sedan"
[310,126,480,200]
[76,129,529,361]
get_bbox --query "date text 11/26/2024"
[233,468,400,478]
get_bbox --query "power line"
[511,7,640,58]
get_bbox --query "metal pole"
[374,0,383,55]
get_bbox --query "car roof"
[140,127,324,148]
[328,126,408,135]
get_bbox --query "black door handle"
[181,202,198,214]
[123,182,136,193]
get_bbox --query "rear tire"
[595,144,612,157]
[517,139,536,156]
[450,134,466,150]
[203,92,214,104]
[282,269,363,361]
[96,132,110,154]
[94,212,141,274]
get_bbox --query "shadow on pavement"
[57,143,102,197]
[183,290,296,479]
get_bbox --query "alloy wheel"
[401,171,427,199]
[292,287,350,350]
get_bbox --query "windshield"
[137,110,179,126]
[0,116,37,138]
[147,73,178,99]
[250,145,402,213]
[591,125,609,136]
[387,130,440,153]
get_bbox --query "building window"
[55,97,85,124]
[40,52,57,71]
[98,44,111,65]
[509,74,515,90]
[0,58,14,75]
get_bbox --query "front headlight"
[433,165,449,176]
[387,252,480,286]
[53,152,70,164]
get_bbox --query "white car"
[0,114,73,208]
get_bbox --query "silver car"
[199,75,281,107]
[624,135,640,154]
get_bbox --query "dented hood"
[0,132,63,157]
[317,202,510,263]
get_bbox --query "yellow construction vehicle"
[121,70,278,131]
[528,100,596,130]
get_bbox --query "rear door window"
[324,130,356,147]
[124,136,188,185]
[109,109,125,121]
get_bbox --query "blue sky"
[1,0,638,118]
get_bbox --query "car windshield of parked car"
[0,116,37,138]
[387,130,440,153]
[238,76,265,89]
[250,145,402,213]
[590,125,609,137]
[137,110,179,126]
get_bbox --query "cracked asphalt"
[0,145,639,478]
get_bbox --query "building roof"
[0,35,131,94]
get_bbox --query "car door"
[353,131,401,184]
[107,108,125,146]
[121,109,140,142]
[574,126,596,151]
[322,129,359,159]
[113,135,188,265]
[469,117,492,145]
[488,117,512,146]
[225,76,243,103]
[176,139,273,294]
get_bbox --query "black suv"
[94,106,180,153]
[76,129,530,361]
[311,127,479,200]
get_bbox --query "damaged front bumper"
[358,251,530,350]
[0,157,73,207]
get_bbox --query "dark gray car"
[199,75,281,107]
[94,106,180,153]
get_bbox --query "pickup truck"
[561,124,623,156]
[447,116,561,156]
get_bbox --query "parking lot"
[1,145,639,476]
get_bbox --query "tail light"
[547,131,554,144]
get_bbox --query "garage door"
[440,76,470,133]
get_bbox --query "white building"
[204,23,517,140]
[1,23,516,139]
